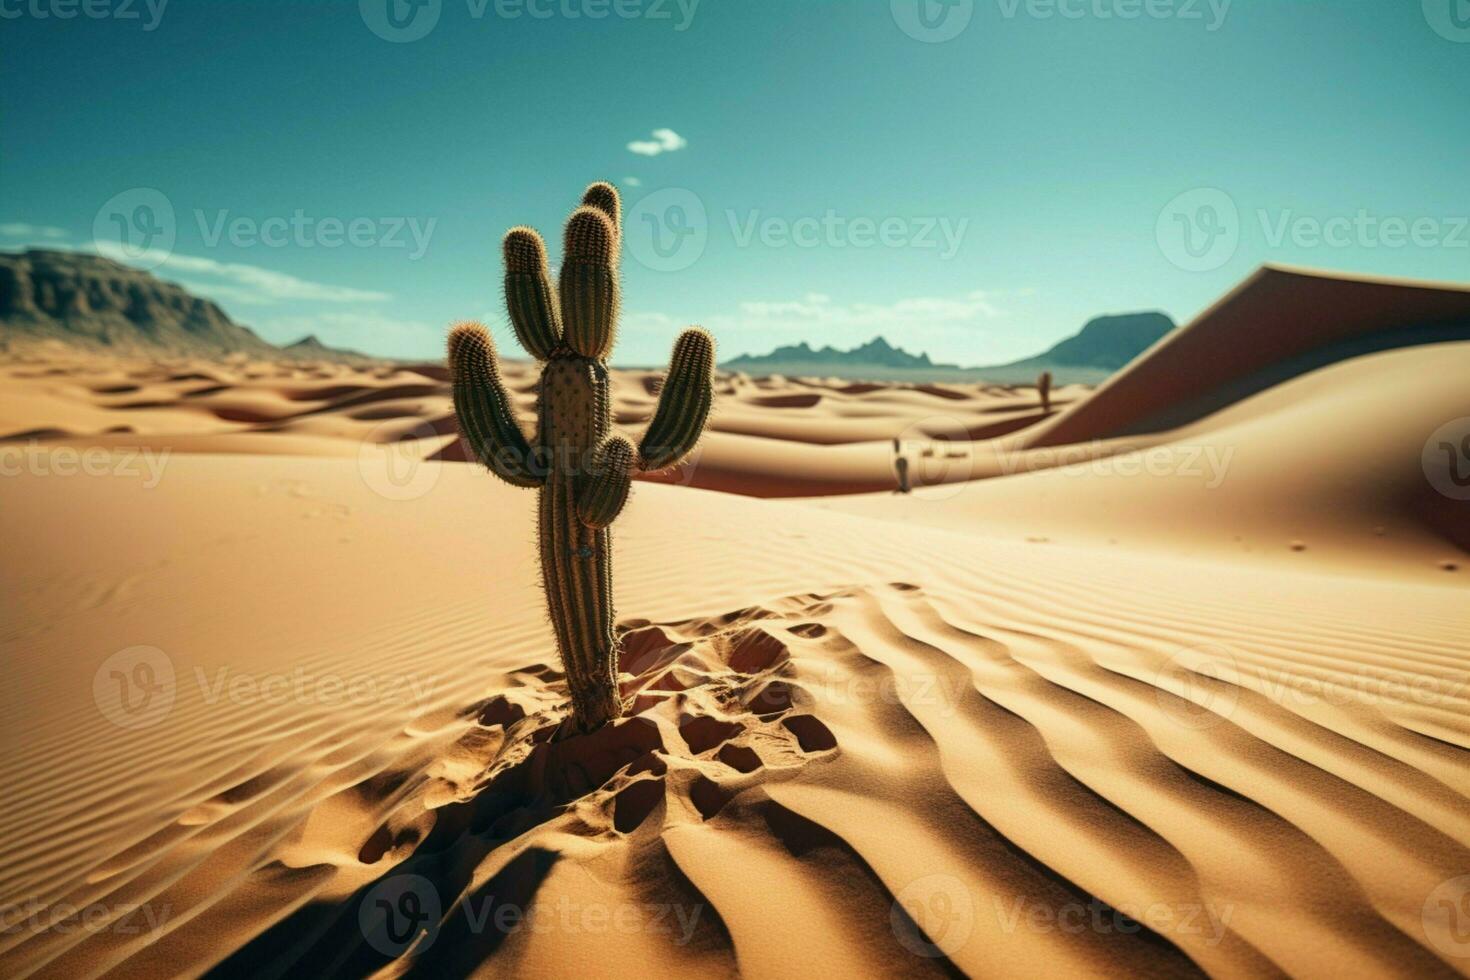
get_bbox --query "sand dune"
[2,459,1466,978]
[1019,265,1470,449]
[0,354,1074,499]
[2,266,1469,978]
[825,339,1470,579]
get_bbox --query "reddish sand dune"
[1018,265,1470,449]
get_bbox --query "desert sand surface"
[2,267,1469,978]
[0,342,1077,499]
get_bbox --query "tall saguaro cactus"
[448,182,715,732]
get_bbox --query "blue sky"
[3,0,1468,364]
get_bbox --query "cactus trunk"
[537,355,621,731]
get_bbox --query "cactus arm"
[559,206,620,359]
[447,321,544,488]
[503,227,563,361]
[580,181,621,234]
[639,327,715,471]
[576,434,635,529]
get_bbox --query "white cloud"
[91,240,390,304]
[728,290,1003,330]
[621,176,643,187]
[627,128,687,157]
[1,223,69,240]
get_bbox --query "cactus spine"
[448,182,715,733]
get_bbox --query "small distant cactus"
[1037,370,1053,413]
[894,454,911,494]
[448,182,715,732]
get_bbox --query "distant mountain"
[993,312,1175,373]
[281,334,379,364]
[0,249,377,362]
[721,312,1175,384]
[726,336,944,372]
[0,249,278,356]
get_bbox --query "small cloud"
[0,222,69,241]
[733,290,1003,328]
[627,128,687,157]
[621,176,643,187]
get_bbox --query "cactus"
[448,182,715,733]
[1037,370,1053,414]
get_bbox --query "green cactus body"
[449,182,714,732]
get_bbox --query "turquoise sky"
[3,0,1468,364]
